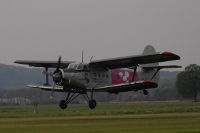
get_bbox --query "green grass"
[0,101,200,133]
[0,101,200,118]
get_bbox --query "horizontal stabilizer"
[94,80,158,93]
[28,84,64,92]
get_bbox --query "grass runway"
[0,101,200,133]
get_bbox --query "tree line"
[176,64,200,102]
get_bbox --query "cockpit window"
[67,63,87,71]
[68,64,75,70]
[74,64,78,69]
[77,64,84,70]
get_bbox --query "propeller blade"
[56,56,62,71]
[50,83,56,100]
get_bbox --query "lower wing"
[28,85,64,92]
[93,80,158,93]
[27,80,157,94]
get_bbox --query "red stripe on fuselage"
[111,69,138,84]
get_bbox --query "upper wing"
[93,80,158,93]
[89,52,180,69]
[14,60,74,68]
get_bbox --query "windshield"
[77,64,84,70]
[67,63,87,71]
[67,63,75,70]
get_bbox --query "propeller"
[40,56,64,100]
[50,56,62,100]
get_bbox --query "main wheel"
[143,90,149,95]
[59,100,67,110]
[89,100,96,109]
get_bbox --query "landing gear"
[58,89,97,110]
[89,99,96,109]
[59,100,67,110]
[88,89,96,110]
[143,90,149,95]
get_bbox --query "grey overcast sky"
[0,0,199,68]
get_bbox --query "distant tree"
[176,64,200,102]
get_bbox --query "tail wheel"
[89,100,96,109]
[59,100,67,110]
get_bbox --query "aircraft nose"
[64,73,74,80]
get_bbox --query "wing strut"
[45,67,50,86]
[151,68,160,80]
[149,65,182,80]
[132,64,138,82]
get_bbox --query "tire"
[89,100,96,109]
[59,100,67,110]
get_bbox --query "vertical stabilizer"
[140,45,160,83]
[142,45,159,67]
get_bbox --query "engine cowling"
[52,69,64,86]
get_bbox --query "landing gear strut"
[58,89,97,110]
[88,89,96,109]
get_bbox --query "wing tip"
[162,51,181,60]
[143,80,158,87]
[172,65,182,68]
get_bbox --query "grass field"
[0,101,200,133]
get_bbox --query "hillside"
[0,64,43,89]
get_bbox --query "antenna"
[82,50,84,63]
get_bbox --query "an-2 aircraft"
[15,45,181,110]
